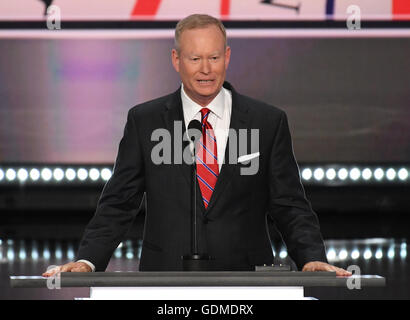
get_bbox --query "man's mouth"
[197,80,214,84]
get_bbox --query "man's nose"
[200,59,211,74]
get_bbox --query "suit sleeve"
[76,108,145,271]
[268,111,328,270]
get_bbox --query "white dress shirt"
[181,83,232,172]
[76,84,232,272]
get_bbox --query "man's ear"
[171,48,180,72]
[224,46,231,70]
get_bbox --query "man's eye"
[191,58,199,61]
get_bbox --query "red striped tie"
[196,108,219,209]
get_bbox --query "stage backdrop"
[0,35,409,164]
[0,0,409,21]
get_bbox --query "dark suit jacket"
[76,81,328,271]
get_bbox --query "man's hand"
[42,262,92,277]
[302,261,352,276]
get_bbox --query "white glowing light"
[31,249,39,260]
[313,168,325,181]
[89,168,100,181]
[361,168,372,180]
[327,249,336,260]
[400,243,407,259]
[337,168,348,180]
[53,168,65,181]
[349,168,361,181]
[386,168,396,181]
[279,250,288,259]
[30,168,40,181]
[338,249,348,260]
[351,249,360,260]
[398,168,408,181]
[77,168,88,181]
[363,249,372,260]
[41,168,52,181]
[65,168,76,181]
[19,249,27,260]
[43,248,50,260]
[301,168,312,180]
[387,247,395,259]
[114,249,122,259]
[374,168,384,181]
[67,244,75,260]
[55,242,62,259]
[17,169,28,182]
[325,168,336,180]
[126,251,134,259]
[101,168,112,181]
[6,169,16,181]
[7,248,15,260]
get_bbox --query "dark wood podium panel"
[10,271,385,288]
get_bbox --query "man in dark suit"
[44,14,350,276]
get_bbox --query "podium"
[10,271,385,300]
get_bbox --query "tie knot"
[200,108,211,123]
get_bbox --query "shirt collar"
[181,83,225,122]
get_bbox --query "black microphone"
[187,120,202,154]
[182,120,213,271]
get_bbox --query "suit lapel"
[161,88,191,187]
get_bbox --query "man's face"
[171,25,231,107]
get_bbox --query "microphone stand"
[191,151,198,255]
[182,123,212,271]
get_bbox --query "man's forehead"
[179,25,224,41]
[178,29,225,53]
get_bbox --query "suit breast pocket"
[233,158,260,187]
[236,152,260,176]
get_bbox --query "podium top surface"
[10,271,385,288]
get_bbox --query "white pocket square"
[237,152,260,163]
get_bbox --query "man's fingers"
[42,265,61,277]
[60,262,76,273]
[42,262,74,277]
[302,261,352,276]
[325,264,337,272]
[42,261,92,277]
[326,264,352,276]
[335,267,352,277]
[71,264,91,272]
